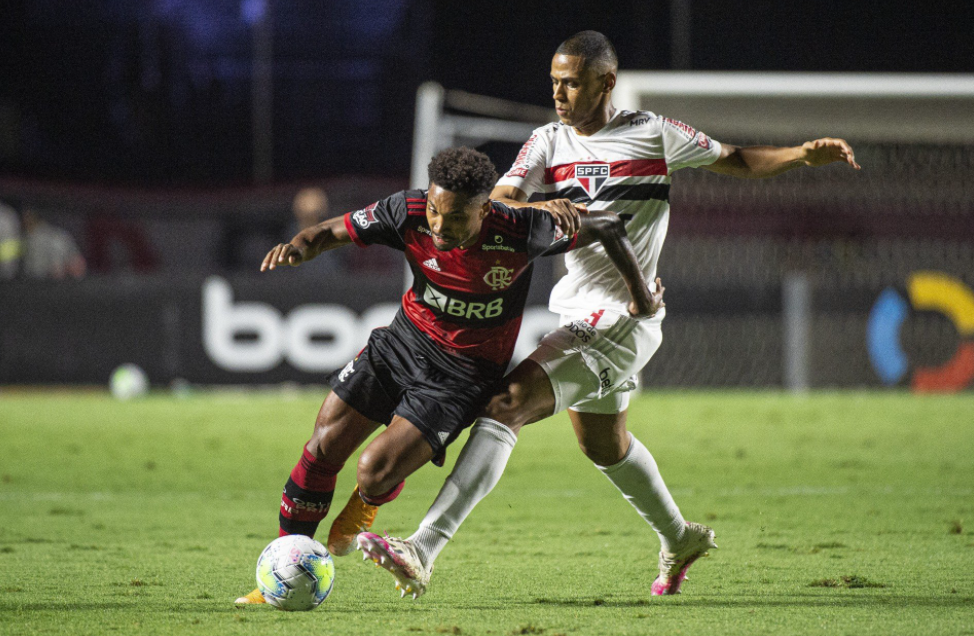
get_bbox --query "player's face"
[550,54,613,131]
[426,183,490,252]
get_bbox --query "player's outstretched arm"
[703,137,861,179]
[573,211,662,319]
[260,216,353,271]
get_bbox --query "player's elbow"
[715,148,760,179]
[583,210,625,244]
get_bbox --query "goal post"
[614,72,974,143]
[410,81,553,190]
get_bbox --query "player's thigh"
[356,416,436,491]
[309,391,381,462]
[483,358,557,430]
[528,313,661,415]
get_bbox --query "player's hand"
[629,277,665,320]
[539,198,586,236]
[260,243,305,271]
[801,138,861,170]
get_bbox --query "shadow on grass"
[0,602,139,612]
[0,600,439,615]
[530,594,974,610]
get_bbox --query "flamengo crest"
[484,266,514,290]
[575,162,610,198]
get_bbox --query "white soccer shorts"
[527,308,664,415]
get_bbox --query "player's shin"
[279,445,343,537]
[408,417,518,566]
[595,432,686,552]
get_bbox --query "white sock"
[596,432,686,553]
[408,417,518,566]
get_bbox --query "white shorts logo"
[598,367,614,395]
[565,318,597,344]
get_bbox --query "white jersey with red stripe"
[495,109,722,318]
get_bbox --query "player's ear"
[603,71,616,94]
[479,198,491,219]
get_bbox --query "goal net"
[412,74,974,391]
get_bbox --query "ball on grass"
[109,364,148,400]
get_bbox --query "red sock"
[278,444,343,537]
[359,481,405,506]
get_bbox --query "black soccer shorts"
[326,317,500,461]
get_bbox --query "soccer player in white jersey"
[353,30,860,599]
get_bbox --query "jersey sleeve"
[494,128,551,197]
[342,191,409,250]
[526,208,577,259]
[660,117,723,173]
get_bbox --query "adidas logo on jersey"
[422,257,441,271]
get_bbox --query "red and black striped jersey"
[343,189,576,374]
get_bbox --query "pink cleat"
[357,532,432,600]
[651,522,717,595]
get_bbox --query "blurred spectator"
[21,207,86,279]
[291,187,330,233]
[287,186,346,275]
[86,214,159,273]
[0,202,21,279]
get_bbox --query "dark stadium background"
[1,0,972,389]
[1,0,970,183]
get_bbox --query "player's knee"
[306,429,326,456]
[577,434,627,466]
[483,382,534,430]
[356,449,397,496]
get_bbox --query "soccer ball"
[109,363,148,400]
[255,535,335,611]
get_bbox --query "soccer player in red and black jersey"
[235,147,660,605]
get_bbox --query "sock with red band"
[278,445,343,537]
[358,481,404,506]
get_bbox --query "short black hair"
[555,30,618,74]
[427,147,498,198]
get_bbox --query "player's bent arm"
[260,216,352,271]
[702,137,861,179]
[490,185,530,204]
[491,185,583,237]
[573,211,657,318]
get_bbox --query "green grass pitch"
[1,390,972,635]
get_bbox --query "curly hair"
[555,30,618,75]
[427,147,498,198]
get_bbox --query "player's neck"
[572,103,616,137]
[457,224,484,250]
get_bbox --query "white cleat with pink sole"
[651,522,717,596]
[357,532,432,600]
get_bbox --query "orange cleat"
[327,485,378,556]
[234,588,266,605]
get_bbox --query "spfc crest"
[575,163,610,198]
